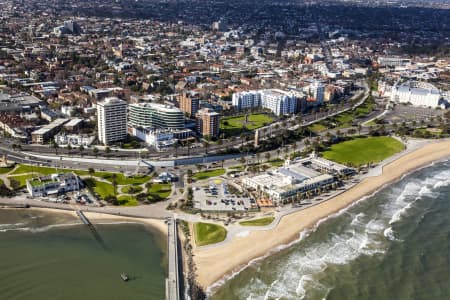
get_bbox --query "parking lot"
[193,180,257,212]
[385,104,443,124]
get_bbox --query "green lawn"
[221,113,275,135]
[147,183,172,200]
[268,158,284,167]
[334,112,354,128]
[84,178,115,199]
[11,164,89,176]
[239,217,275,226]
[0,166,14,174]
[121,185,143,194]
[91,172,151,185]
[229,165,244,171]
[193,168,225,181]
[194,222,227,246]
[322,136,404,166]
[365,120,377,126]
[309,123,328,133]
[117,195,139,206]
[11,164,150,185]
[8,174,35,190]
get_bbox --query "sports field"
[322,136,404,166]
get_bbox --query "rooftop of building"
[130,102,182,113]
[97,97,127,106]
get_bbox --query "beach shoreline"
[0,206,168,236]
[194,139,450,292]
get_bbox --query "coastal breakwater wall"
[166,217,183,300]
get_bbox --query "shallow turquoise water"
[0,210,166,300]
[211,160,450,300]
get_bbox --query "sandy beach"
[193,139,450,290]
[83,211,167,235]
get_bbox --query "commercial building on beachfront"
[242,153,353,204]
[97,97,128,145]
[26,172,81,197]
[128,102,185,129]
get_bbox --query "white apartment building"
[97,97,127,145]
[232,91,262,110]
[261,89,297,116]
[232,89,297,116]
[390,81,443,108]
[378,56,412,67]
[304,81,325,104]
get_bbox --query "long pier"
[76,210,92,226]
[76,210,107,250]
[166,217,181,300]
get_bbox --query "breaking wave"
[225,166,450,299]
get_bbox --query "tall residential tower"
[97,97,127,145]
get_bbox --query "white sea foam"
[383,227,397,241]
[350,212,366,226]
[0,222,82,233]
[212,165,450,299]
[0,222,26,229]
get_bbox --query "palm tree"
[203,141,209,155]
[111,173,117,196]
[88,167,95,178]
[240,133,245,148]
[52,140,59,155]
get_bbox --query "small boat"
[120,273,129,281]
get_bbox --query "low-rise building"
[26,172,81,198]
[242,154,353,204]
[54,134,95,147]
[129,127,192,151]
[31,118,69,144]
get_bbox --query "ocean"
[0,209,167,300]
[210,160,450,300]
